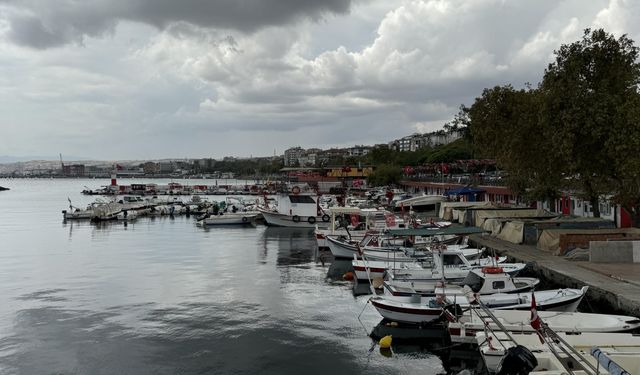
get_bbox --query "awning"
[444,186,485,196]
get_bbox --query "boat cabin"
[276,194,319,217]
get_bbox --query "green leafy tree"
[367,164,402,186]
[540,28,640,217]
[469,85,561,202]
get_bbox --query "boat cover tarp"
[328,207,362,214]
[482,218,504,236]
[439,201,493,221]
[496,221,525,244]
[386,226,487,237]
[537,228,640,254]
[473,208,549,228]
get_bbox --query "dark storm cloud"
[0,0,352,48]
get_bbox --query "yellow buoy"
[379,335,392,349]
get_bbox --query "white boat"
[198,212,258,226]
[326,233,467,260]
[62,199,109,219]
[116,209,138,221]
[352,249,513,281]
[361,245,483,262]
[369,287,588,324]
[478,330,640,374]
[315,207,407,250]
[369,295,445,325]
[258,192,329,228]
[383,270,539,299]
[448,309,640,344]
[392,194,446,211]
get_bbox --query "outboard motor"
[496,345,538,375]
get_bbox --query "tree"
[540,28,640,217]
[444,105,472,140]
[367,164,402,186]
[469,85,561,202]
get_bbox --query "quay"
[469,233,640,318]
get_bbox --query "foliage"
[423,137,474,164]
[539,28,640,217]
[469,86,561,202]
[367,163,403,186]
[196,157,283,176]
[468,28,640,218]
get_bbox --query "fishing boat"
[369,287,588,325]
[315,207,407,251]
[392,194,446,212]
[197,212,259,226]
[62,198,109,220]
[382,269,539,299]
[448,309,640,344]
[351,250,514,281]
[258,189,329,228]
[478,330,640,374]
[326,226,485,260]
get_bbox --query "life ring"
[308,216,316,224]
[321,214,330,222]
[482,266,503,274]
[242,216,248,223]
[292,186,301,195]
[292,215,300,223]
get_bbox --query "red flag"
[350,214,359,227]
[530,292,545,343]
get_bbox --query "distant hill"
[0,155,90,163]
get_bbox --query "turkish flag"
[530,292,545,343]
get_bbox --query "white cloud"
[1,0,639,159]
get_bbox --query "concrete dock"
[469,234,640,317]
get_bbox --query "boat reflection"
[261,226,316,266]
[369,319,485,374]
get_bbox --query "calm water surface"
[0,178,480,374]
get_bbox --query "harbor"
[469,234,640,317]
[2,177,639,374]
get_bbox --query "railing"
[401,175,508,187]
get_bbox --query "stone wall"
[590,240,640,263]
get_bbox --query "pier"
[469,234,640,317]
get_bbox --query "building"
[62,164,85,177]
[284,147,304,167]
[388,131,461,152]
[347,145,371,157]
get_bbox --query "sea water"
[0,178,482,374]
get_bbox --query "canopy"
[328,206,362,214]
[444,186,485,196]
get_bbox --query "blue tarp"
[444,186,485,196]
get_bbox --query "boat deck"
[469,234,640,317]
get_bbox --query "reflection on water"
[262,226,317,266]
[0,179,479,374]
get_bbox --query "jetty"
[469,233,640,317]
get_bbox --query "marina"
[2,177,639,374]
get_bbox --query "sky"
[0,0,638,160]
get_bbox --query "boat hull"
[258,208,330,229]
[199,213,258,226]
[449,310,640,344]
[370,297,443,324]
